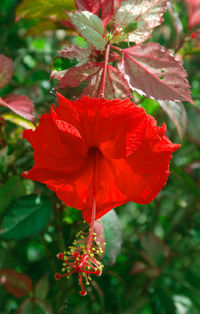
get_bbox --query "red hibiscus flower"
[23,93,180,223]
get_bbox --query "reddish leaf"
[75,0,100,14]
[59,62,130,99]
[185,0,200,29]
[100,0,114,27]
[191,29,200,47]
[51,45,91,81]
[0,54,14,89]
[0,269,33,298]
[0,94,35,122]
[131,263,160,277]
[51,69,68,81]
[59,45,90,62]
[114,0,168,44]
[75,0,116,27]
[130,261,147,275]
[118,43,193,104]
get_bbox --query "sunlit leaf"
[16,0,75,21]
[159,100,187,140]
[1,112,35,130]
[118,43,194,103]
[0,54,13,89]
[67,11,106,51]
[0,269,32,298]
[114,0,169,44]
[0,95,35,122]
[59,62,130,99]
[27,20,57,36]
[0,176,24,215]
[0,194,52,240]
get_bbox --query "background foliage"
[0,0,200,313]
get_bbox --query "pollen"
[55,225,104,296]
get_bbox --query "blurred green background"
[0,0,200,313]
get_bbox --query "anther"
[57,253,64,259]
[80,290,87,296]
[96,270,101,277]
[55,273,61,280]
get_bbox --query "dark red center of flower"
[88,146,102,156]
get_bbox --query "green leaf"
[35,276,49,300]
[63,206,81,224]
[141,97,159,115]
[68,11,106,51]
[18,298,53,314]
[0,194,52,240]
[18,298,34,314]
[138,233,170,267]
[159,100,187,140]
[34,299,53,314]
[0,176,24,215]
[123,21,138,34]
[50,57,78,72]
[102,210,122,266]
[154,287,176,314]
[187,107,200,145]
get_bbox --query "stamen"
[55,195,105,295]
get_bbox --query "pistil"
[55,195,105,296]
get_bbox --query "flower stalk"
[100,43,111,98]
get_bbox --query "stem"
[86,195,96,254]
[111,45,122,53]
[100,43,111,98]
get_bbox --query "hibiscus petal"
[23,160,93,211]
[56,93,147,159]
[23,109,86,174]
[23,94,180,223]
[82,156,130,222]
[112,116,180,204]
